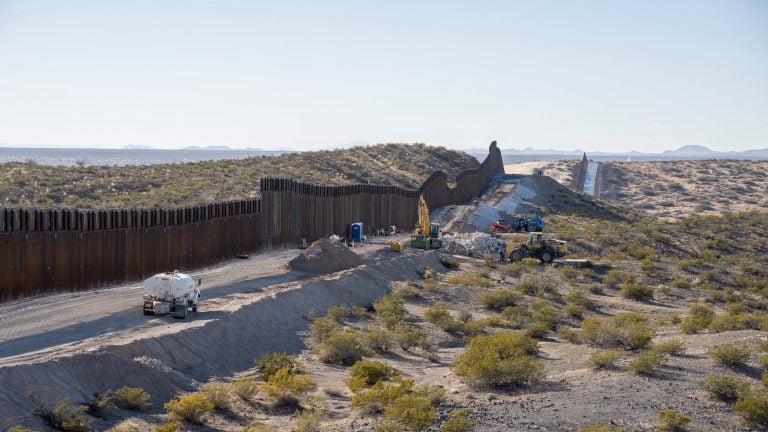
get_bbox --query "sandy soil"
[598,160,768,220]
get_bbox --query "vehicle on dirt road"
[490,215,543,233]
[411,195,443,250]
[508,232,567,264]
[143,271,201,319]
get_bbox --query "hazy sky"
[0,1,766,152]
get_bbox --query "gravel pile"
[441,232,505,258]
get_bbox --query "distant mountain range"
[468,144,768,156]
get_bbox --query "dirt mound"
[288,238,363,274]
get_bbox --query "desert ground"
[2,170,767,432]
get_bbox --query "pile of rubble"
[441,232,505,258]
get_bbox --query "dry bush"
[200,383,230,411]
[362,328,395,353]
[392,323,430,352]
[231,377,259,401]
[255,352,300,380]
[699,375,750,401]
[708,343,751,367]
[618,281,654,301]
[580,313,652,350]
[445,272,493,288]
[154,421,180,432]
[35,396,91,432]
[585,350,622,371]
[452,331,543,387]
[348,360,398,393]
[679,304,714,334]
[441,408,474,432]
[734,391,768,426]
[628,350,667,375]
[478,289,521,311]
[656,410,691,431]
[113,386,151,411]
[383,394,436,432]
[164,393,214,424]
[294,408,324,432]
[318,328,370,365]
[652,339,686,356]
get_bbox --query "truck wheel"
[509,248,525,262]
[540,250,554,264]
[192,306,197,312]
[527,223,536,232]
[174,305,187,319]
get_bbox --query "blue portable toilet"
[350,222,364,242]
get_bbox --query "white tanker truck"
[142,270,201,319]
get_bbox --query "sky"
[0,1,766,152]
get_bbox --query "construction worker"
[498,241,506,262]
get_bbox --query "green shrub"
[628,350,667,375]
[424,305,464,333]
[679,304,714,334]
[441,408,474,432]
[362,328,394,353]
[36,397,91,432]
[255,352,299,380]
[8,426,36,432]
[383,394,436,432]
[260,367,314,409]
[231,377,259,401]
[558,327,581,344]
[585,350,622,371]
[310,317,340,341]
[603,270,623,288]
[708,343,751,367]
[113,386,151,411]
[566,289,595,309]
[517,274,557,295]
[656,410,691,431]
[699,375,750,401]
[318,329,369,365]
[348,360,398,393]
[762,354,768,371]
[86,390,114,419]
[580,313,652,350]
[651,339,686,356]
[164,392,214,424]
[618,281,654,301]
[352,378,414,414]
[374,294,409,328]
[392,324,429,352]
[445,272,493,288]
[478,289,520,311]
[734,391,768,426]
[564,303,585,318]
[326,304,353,322]
[294,408,324,432]
[200,383,230,411]
[762,372,768,388]
[242,423,278,432]
[155,420,181,432]
[452,331,543,387]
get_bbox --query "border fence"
[0,142,503,302]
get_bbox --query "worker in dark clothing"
[498,241,506,262]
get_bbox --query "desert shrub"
[294,408,324,432]
[585,350,622,371]
[8,427,35,432]
[478,289,521,311]
[558,327,581,344]
[113,386,151,411]
[392,324,429,352]
[310,317,340,341]
[438,254,459,269]
[424,305,463,333]
[760,354,768,371]
[348,360,398,393]
[441,408,474,432]
[501,305,532,329]
[36,397,91,432]
[374,294,409,328]
[86,390,114,419]
[231,377,259,401]
[733,391,768,426]
[155,420,181,432]
[762,372,768,388]
[112,420,143,432]
[242,424,278,432]
[362,328,394,353]
[461,319,487,337]
[566,289,595,309]
[327,304,352,322]
[670,278,690,289]
[521,257,540,266]
[652,339,686,356]
[318,328,369,365]
[255,352,299,381]
[656,410,691,431]
[580,313,652,350]
[564,303,585,318]
[452,331,543,387]
[618,281,654,301]
[627,243,655,260]
[628,350,667,375]
[383,394,436,432]
[699,375,750,401]
[200,383,230,411]
[164,392,214,424]
[679,304,714,334]
[708,343,751,367]
[578,423,624,432]
[603,270,623,288]
[352,378,414,414]
[445,272,493,288]
[517,274,557,295]
[260,367,314,409]
[413,384,447,406]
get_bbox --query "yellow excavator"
[410,195,442,250]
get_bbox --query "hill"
[0,144,478,209]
